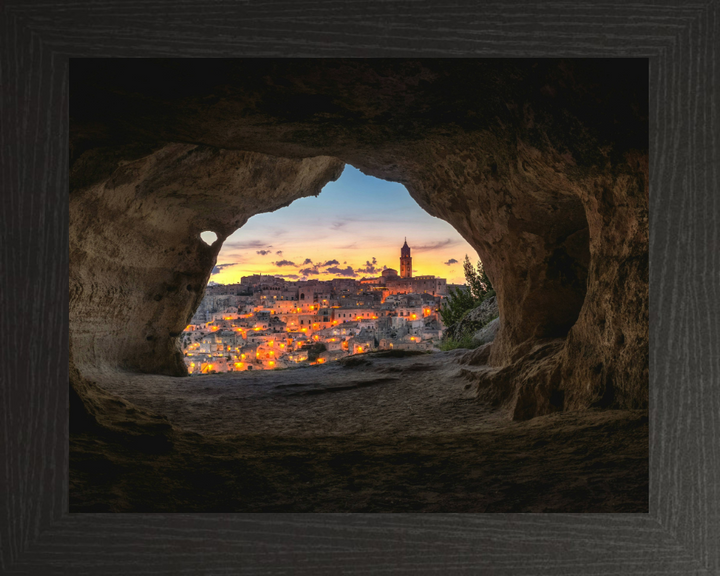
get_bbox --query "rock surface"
[473,317,500,345]
[446,295,499,341]
[70,59,648,420]
[71,145,343,377]
[71,351,648,512]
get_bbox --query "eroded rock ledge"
[70,59,648,421]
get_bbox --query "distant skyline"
[210,166,477,285]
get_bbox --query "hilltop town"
[182,240,453,374]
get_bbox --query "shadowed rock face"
[70,59,647,419]
[71,144,343,376]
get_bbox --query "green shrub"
[306,342,327,362]
[438,333,482,351]
[440,255,494,327]
[439,285,477,326]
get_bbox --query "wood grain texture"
[1,0,718,574]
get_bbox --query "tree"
[439,255,494,327]
[306,342,327,362]
[463,255,493,301]
[439,285,477,326]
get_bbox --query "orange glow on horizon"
[206,167,474,290]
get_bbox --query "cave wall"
[70,144,343,376]
[70,59,648,417]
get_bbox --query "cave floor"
[70,350,648,513]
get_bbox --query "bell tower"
[400,238,412,278]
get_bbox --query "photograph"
[4,2,718,573]
[69,58,649,513]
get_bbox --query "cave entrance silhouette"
[68,58,648,513]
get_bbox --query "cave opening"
[199,231,219,246]
[184,165,478,375]
[69,59,647,513]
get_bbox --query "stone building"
[400,238,412,278]
[383,240,448,296]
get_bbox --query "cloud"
[302,258,313,265]
[356,259,380,274]
[256,250,272,255]
[299,263,321,275]
[412,239,462,253]
[276,250,283,255]
[211,263,240,275]
[326,266,358,277]
[331,221,347,230]
[274,274,300,279]
[274,260,296,267]
[320,259,340,267]
[444,258,459,266]
[224,240,269,249]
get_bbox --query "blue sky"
[211,165,476,284]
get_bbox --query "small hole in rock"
[200,231,218,245]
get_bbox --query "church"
[360,239,448,297]
[400,238,412,278]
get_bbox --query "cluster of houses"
[182,240,459,374]
[181,290,445,374]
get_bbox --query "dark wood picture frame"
[2,1,718,574]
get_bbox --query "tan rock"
[70,59,647,421]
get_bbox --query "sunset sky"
[209,166,477,285]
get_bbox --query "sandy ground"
[70,350,648,512]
